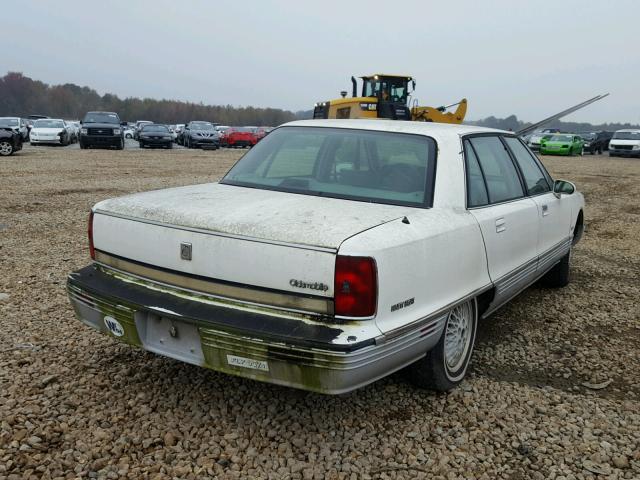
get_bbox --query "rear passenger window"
[503,137,551,195]
[464,140,489,207]
[468,136,524,204]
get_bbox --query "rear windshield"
[34,120,65,128]
[580,133,595,140]
[142,125,169,132]
[83,112,120,124]
[221,126,437,207]
[613,131,640,140]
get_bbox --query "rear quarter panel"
[339,209,490,334]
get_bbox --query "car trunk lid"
[91,183,410,299]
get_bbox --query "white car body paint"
[69,119,586,393]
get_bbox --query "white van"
[609,129,640,157]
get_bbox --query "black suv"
[79,111,125,149]
[579,131,613,155]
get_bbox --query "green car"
[539,134,584,156]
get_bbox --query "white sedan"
[67,120,584,394]
[30,119,73,145]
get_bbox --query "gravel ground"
[1,145,638,479]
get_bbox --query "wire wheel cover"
[444,302,473,372]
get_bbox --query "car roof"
[615,129,640,133]
[285,119,508,140]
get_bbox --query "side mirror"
[553,179,575,197]
[121,121,127,126]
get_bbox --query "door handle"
[541,204,549,216]
[495,218,506,233]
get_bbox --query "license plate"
[227,354,269,372]
[136,314,205,365]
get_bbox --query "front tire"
[116,139,124,150]
[0,140,14,156]
[406,299,477,391]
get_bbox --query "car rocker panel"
[67,120,585,394]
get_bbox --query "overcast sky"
[2,0,638,123]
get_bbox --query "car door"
[502,137,573,273]
[464,136,539,309]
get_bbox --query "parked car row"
[525,128,640,157]
[0,111,276,153]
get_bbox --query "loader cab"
[361,74,413,120]
[362,75,411,103]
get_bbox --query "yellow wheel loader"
[313,74,467,124]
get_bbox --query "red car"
[221,127,258,148]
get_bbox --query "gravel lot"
[1,144,638,479]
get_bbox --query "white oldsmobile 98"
[67,120,584,394]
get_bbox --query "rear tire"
[406,298,477,391]
[542,249,571,288]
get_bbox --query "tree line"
[0,72,297,126]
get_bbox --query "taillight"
[88,211,95,260]
[334,256,377,317]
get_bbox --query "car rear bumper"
[67,264,444,394]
